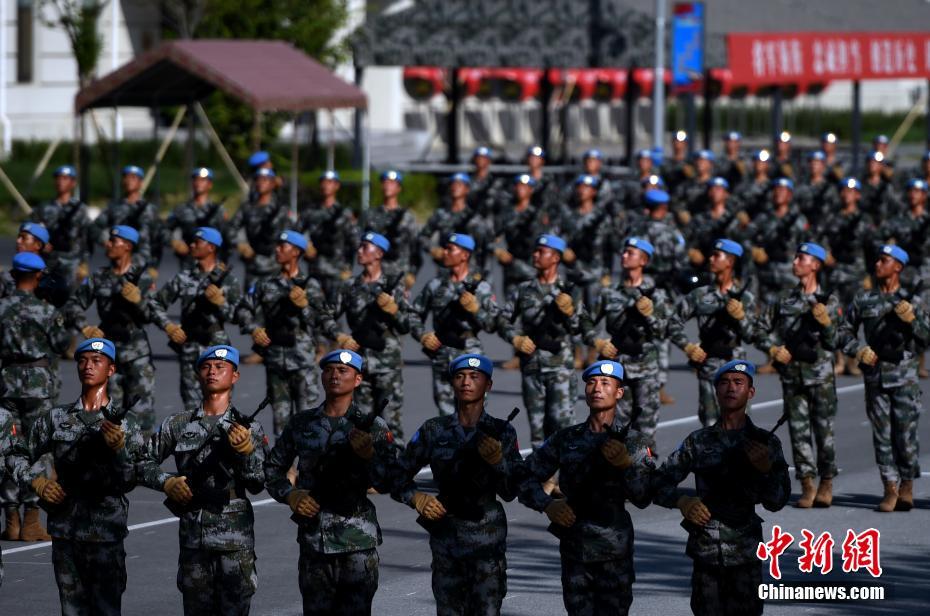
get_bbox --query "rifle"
[47,199,84,253]
[522,279,576,354]
[698,279,751,361]
[609,285,656,357]
[179,263,233,347]
[164,397,270,517]
[866,280,924,364]
[348,272,405,352]
[427,274,484,353]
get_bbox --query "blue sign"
[672,2,705,87]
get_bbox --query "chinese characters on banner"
[727,32,930,85]
[757,526,883,579]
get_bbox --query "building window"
[17,0,34,83]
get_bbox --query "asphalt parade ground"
[1,246,928,615]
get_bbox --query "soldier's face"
[874,255,902,279]
[725,140,740,157]
[576,184,596,201]
[696,159,712,176]
[192,177,212,196]
[381,179,401,199]
[672,140,686,157]
[637,157,652,174]
[772,186,791,206]
[16,231,43,254]
[320,178,340,198]
[753,160,768,175]
[356,241,383,265]
[809,160,824,176]
[822,141,836,156]
[585,376,623,412]
[441,243,470,268]
[54,175,75,194]
[514,183,533,200]
[715,373,754,413]
[709,250,734,274]
[647,204,667,220]
[255,176,274,195]
[867,159,883,175]
[621,246,648,270]
[526,154,544,171]
[322,364,363,396]
[777,141,790,158]
[841,187,860,206]
[709,185,728,204]
[532,246,560,270]
[105,236,133,260]
[77,353,115,387]
[198,359,239,393]
[450,180,469,199]
[792,253,820,278]
[908,187,926,208]
[275,241,302,264]
[451,369,491,404]
[473,155,490,172]
[190,238,215,260]
[122,174,142,193]
[583,158,601,176]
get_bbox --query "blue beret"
[254,167,276,178]
[798,242,827,262]
[19,222,49,244]
[76,338,116,362]
[248,151,270,167]
[822,132,838,144]
[473,146,493,158]
[196,345,239,369]
[449,353,493,378]
[641,174,665,188]
[710,176,730,190]
[514,173,538,187]
[674,130,688,142]
[527,145,546,158]
[110,225,139,245]
[536,234,566,254]
[694,149,715,161]
[194,226,223,247]
[320,170,341,182]
[713,238,744,258]
[774,178,794,191]
[874,134,889,145]
[644,189,670,206]
[12,252,46,272]
[583,360,624,382]
[361,231,390,252]
[191,167,214,179]
[450,172,471,185]
[625,237,654,258]
[725,131,742,141]
[380,170,403,183]
[907,178,928,192]
[867,151,885,163]
[714,359,755,385]
[880,244,909,265]
[583,148,603,160]
[754,149,771,162]
[320,349,363,372]
[779,131,792,143]
[278,229,308,251]
[53,165,76,178]
[923,151,930,161]
[445,233,475,252]
[574,174,599,187]
[840,177,861,191]
[122,165,144,177]
[636,149,652,159]
[808,151,826,161]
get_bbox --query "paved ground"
[2,246,929,615]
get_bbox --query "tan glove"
[562,247,577,264]
[76,261,90,281]
[237,242,255,260]
[336,333,360,352]
[411,491,446,520]
[811,302,831,327]
[101,420,125,452]
[856,346,878,366]
[601,439,632,469]
[171,238,190,256]
[340,269,352,281]
[555,292,574,316]
[745,440,773,473]
[862,275,873,290]
[725,298,745,320]
[32,476,66,505]
[494,247,513,265]
[287,489,320,518]
[82,325,105,339]
[147,267,159,281]
[377,292,399,315]
[349,429,374,461]
[769,345,792,364]
[252,327,271,347]
[459,291,479,314]
[429,246,445,262]
[289,285,309,309]
[751,246,768,264]
[477,434,503,466]
[593,338,618,359]
[825,252,836,267]
[165,323,187,345]
[421,332,442,352]
[677,495,711,526]
[121,282,142,304]
[304,243,318,260]
[736,211,750,227]
[684,342,707,363]
[600,273,612,287]
[545,499,576,527]
[635,295,654,317]
[688,247,705,266]
[677,209,692,225]
[228,424,255,456]
[404,272,416,290]
[204,284,225,306]
[164,476,193,504]
[895,300,916,324]
[513,335,536,355]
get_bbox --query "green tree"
[40,0,109,88]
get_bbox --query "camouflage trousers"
[177,548,258,616]
[266,367,320,437]
[690,560,762,616]
[782,379,838,479]
[864,382,922,482]
[356,369,405,441]
[298,545,379,616]
[431,551,506,616]
[561,556,634,616]
[618,376,661,452]
[0,396,51,507]
[110,355,156,437]
[521,365,577,446]
[658,339,670,386]
[428,339,483,417]
[52,538,127,616]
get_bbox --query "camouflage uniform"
[332,273,411,437]
[298,200,358,303]
[264,402,398,616]
[0,407,30,586]
[673,177,711,216]
[499,279,582,445]
[140,405,268,616]
[493,203,549,296]
[668,284,759,426]
[717,156,747,189]
[685,206,744,263]
[419,205,493,277]
[29,197,93,286]
[661,157,695,195]
[654,417,791,616]
[64,265,159,435]
[93,198,161,268]
[795,178,838,230]
[860,177,901,221]
[164,200,228,266]
[519,418,656,616]
[581,278,670,449]
[148,264,242,407]
[358,204,420,278]
[817,209,875,308]
[393,410,523,615]
[743,207,810,307]
[225,197,290,290]
[732,178,771,218]
[556,202,612,308]
[838,287,930,482]
[757,285,841,479]
[236,273,337,436]
[23,399,147,616]
[879,210,930,302]
[409,271,499,416]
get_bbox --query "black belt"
[2,358,50,369]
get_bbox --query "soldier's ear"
[231,370,240,386]
[106,361,117,378]
[747,385,756,401]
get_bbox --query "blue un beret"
[880,244,909,265]
[710,177,730,190]
[840,177,861,191]
[445,233,476,252]
[320,349,364,372]
[248,151,270,168]
[361,231,391,252]
[714,360,756,385]
[536,234,566,254]
[20,222,49,244]
[625,237,654,258]
[774,178,794,191]
[867,151,885,163]
[254,167,276,179]
[450,172,471,185]
[907,178,928,192]
[53,165,77,178]
[583,360,625,382]
[694,149,715,161]
[191,167,214,179]
[808,151,826,162]
[798,242,827,262]
[12,252,46,272]
[822,132,838,144]
[449,353,493,378]
[514,173,538,188]
[122,165,144,177]
[110,225,139,245]
[194,227,223,247]
[278,230,308,252]
[320,170,341,182]
[527,145,546,158]
[583,148,603,161]
[644,189,670,206]
[725,131,742,141]
[196,345,240,369]
[714,238,744,258]
[380,170,403,183]
[575,174,600,188]
[473,146,493,158]
[75,338,116,362]
[754,149,771,162]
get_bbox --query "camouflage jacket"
[686,205,745,259]
[756,284,840,385]
[838,286,930,388]
[165,200,227,245]
[554,202,612,284]
[653,417,790,566]
[626,217,687,286]
[660,158,695,194]
[816,208,875,269]
[518,416,656,563]
[358,204,420,273]
[298,201,358,278]
[732,178,771,217]
[859,178,901,222]
[29,198,93,266]
[0,290,70,399]
[0,407,30,495]
[742,206,810,265]
[264,402,398,554]
[879,209,930,268]
[393,410,523,558]
[140,404,268,551]
[499,277,584,370]
[331,271,411,366]
[795,179,838,228]
[419,205,492,262]
[226,197,290,258]
[93,198,159,264]
[24,399,147,542]
[409,270,498,349]
[717,156,748,189]
[493,202,550,265]
[672,177,711,215]
[668,283,759,362]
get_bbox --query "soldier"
[298,170,358,304]
[558,174,612,311]
[618,150,658,213]
[499,234,581,446]
[493,173,549,299]
[580,148,617,211]
[860,151,901,221]
[392,353,522,616]
[668,239,758,426]
[22,338,146,616]
[236,230,337,437]
[28,165,92,288]
[227,167,289,292]
[165,167,227,268]
[838,245,929,512]
[661,130,695,195]
[583,238,670,450]
[872,134,895,180]
[685,177,746,270]
[0,222,53,299]
[93,165,161,272]
[757,243,841,508]
[795,151,839,229]
[329,232,411,439]
[149,227,242,407]
[653,360,790,616]
[518,360,655,616]
[264,349,398,616]
[773,130,795,180]
[0,403,30,583]
[410,233,498,416]
[820,132,846,184]
[64,226,160,436]
[732,149,773,217]
[358,170,420,290]
[468,146,503,217]
[420,173,492,275]
[524,145,560,217]
[141,345,267,616]
[717,131,747,189]
[673,149,714,222]
[0,252,70,541]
